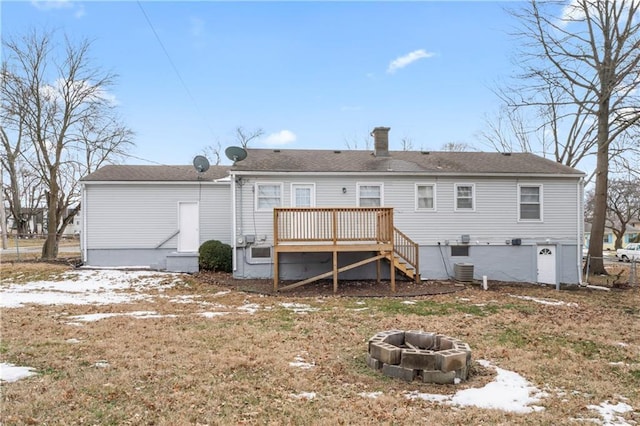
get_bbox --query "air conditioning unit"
[454,263,474,282]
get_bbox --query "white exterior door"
[178,202,199,252]
[291,184,315,207]
[537,245,556,284]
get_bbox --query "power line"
[135,1,218,143]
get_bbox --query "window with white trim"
[416,184,436,210]
[255,183,282,211]
[455,184,475,211]
[357,183,382,207]
[518,185,542,221]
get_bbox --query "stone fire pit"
[366,330,472,384]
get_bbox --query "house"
[584,221,640,251]
[80,165,231,272]
[229,127,585,288]
[81,127,585,287]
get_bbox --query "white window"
[518,185,542,221]
[455,184,475,211]
[357,183,383,207]
[291,183,315,207]
[415,184,436,211]
[255,183,282,211]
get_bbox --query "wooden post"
[376,257,381,284]
[333,250,338,293]
[274,250,279,291]
[389,251,396,293]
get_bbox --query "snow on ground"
[406,360,547,414]
[280,302,319,314]
[586,401,634,425]
[509,294,578,307]
[1,269,635,422]
[0,270,183,308]
[0,363,37,382]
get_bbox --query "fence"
[1,234,81,261]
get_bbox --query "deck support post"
[389,251,396,292]
[274,250,279,291]
[333,250,338,293]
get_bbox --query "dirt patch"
[195,271,463,297]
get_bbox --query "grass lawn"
[0,263,638,425]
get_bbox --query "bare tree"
[234,126,263,149]
[343,133,371,150]
[585,178,640,249]
[400,137,414,151]
[2,30,133,259]
[503,0,640,274]
[441,141,474,152]
[201,140,222,166]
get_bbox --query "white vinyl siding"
[415,183,436,211]
[455,183,475,211]
[255,183,282,211]
[357,183,383,207]
[518,184,543,221]
[234,174,580,248]
[84,183,231,249]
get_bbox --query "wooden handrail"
[393,227,419,277]
[274,207,394,245]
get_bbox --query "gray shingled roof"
[81,165,230,182]
[231,149,584,175]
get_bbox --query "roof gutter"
[231,170,585,179]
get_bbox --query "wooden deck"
[273,207,419,293]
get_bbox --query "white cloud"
[387,49,434,74]
[263,130,297,146]
[31,0,85,18]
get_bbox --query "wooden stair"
[392,255,420,282]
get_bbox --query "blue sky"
[3,1,523,166]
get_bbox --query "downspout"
[576,177,584,287]
[82,183,88,263]
[231,172,237,272]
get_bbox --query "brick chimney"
[371,127,390,157]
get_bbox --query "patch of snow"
[509,294,578,307]
[237,303,260,314]
[66,338,81,344]
[402,300,417,305]
[212,290,231,297]
[615,342,629,347]
[0,270,183,308]
[66,311,176,323]
[289,355,315,370]
[199,312,231,318]
[358,391,383,399]
[94,361,110,368]
[406,360,547,413]
[290,392,316,400]
[458,298,471,302]
[0,363,37,382]
[586,401,633,425]
[355,301,366,305]
[347,307,369,312]
[280,302,318,314]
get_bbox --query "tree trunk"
[41,184,59,260]
[586,112,610,275]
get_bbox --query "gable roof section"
[81,165,230,182]
[232,149,584,176]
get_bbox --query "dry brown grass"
[1,265,639,425]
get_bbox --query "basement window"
[250,246,272,261]
[451,246,469,256]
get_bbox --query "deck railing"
[393,227,419,278]
[274,207,394,245]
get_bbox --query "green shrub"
[199,240,232,272]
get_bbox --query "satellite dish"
[193,155,210,173]
[225,146,248,163]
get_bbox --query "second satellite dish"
[225,146,248,162]
[193,155,210,173]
